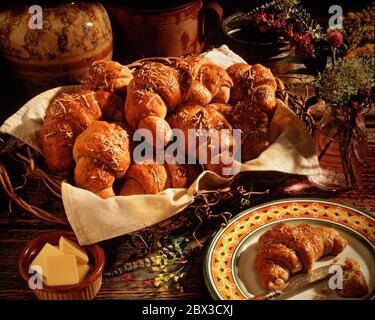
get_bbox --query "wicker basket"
[0,56,300,230]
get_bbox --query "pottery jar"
[222,12,294,74]
[105,0,223,63]
[0,2,113,90]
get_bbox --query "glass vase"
[308,104,368,191]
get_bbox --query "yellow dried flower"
[154,259,161,266]
[159,285,169,292]
[346,44,374,60]
[344,6,375,51]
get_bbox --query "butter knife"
[250,265,332,300]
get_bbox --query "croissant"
[167,103,235,176]
[229,102,271,162]
[227,63,277,105]
[73,121,131,198]
[337,257,369,298]
[82,60,133,95]
[206,103,233,119]
[226,63,278,162]
[125,62,184,148]
[119,160,201,196]
[94,89,125,122]
[173,56,233,105]
[255,222,348,290]
[125,57,233,148]
[40,90,124,176]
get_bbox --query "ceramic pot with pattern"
[0,2,113,90]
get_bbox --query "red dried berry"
[328,30,343,48]
[122,273,133,282]
[143,279,154,286]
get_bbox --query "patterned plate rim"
[203,198,375,300]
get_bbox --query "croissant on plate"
[255,222,348,290]
[226,63,277,162]
[119,160,201,196]
[125,57,233,149]
[337,257,369,298]
[73,121,131,199]
[82,60,133,95]
[39,90,124,176]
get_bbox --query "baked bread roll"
[73,121,131,198]
[251,63,278,91]
[94,90,125,122]
[226,63,278,162]
[119,161,201,196]
[40,91,101,176]
[40,90,124,176]
[174,56,233,105]
[125,62,185,148]
[227,63,277,105]
[39,119,79,177]
[167,103,235,176]
[82,60,133,95]
[255,222,347,290]
[226,63,253,104]
[229,102,271,162]
[206,103,233,119]
[125,58,233,149]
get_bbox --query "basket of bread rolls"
[0,47,319,245]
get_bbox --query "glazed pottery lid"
[222,12,277,45]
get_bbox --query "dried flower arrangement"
[247,0,329,73]
[307,57,374,188]
[344,6,375,60]
[246,1,374,188]
[315,58,374,110]
[247,1,375,74]
[105,235,191,292]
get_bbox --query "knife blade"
[250,264,333,300]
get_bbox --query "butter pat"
[77,264,90,282]
[29,237,91,287]
[30,243,64,277]
[45,255,79,286]
[59,236,89,265]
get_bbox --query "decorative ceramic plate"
[204,199,375,300]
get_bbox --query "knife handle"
[250,290,281,300]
